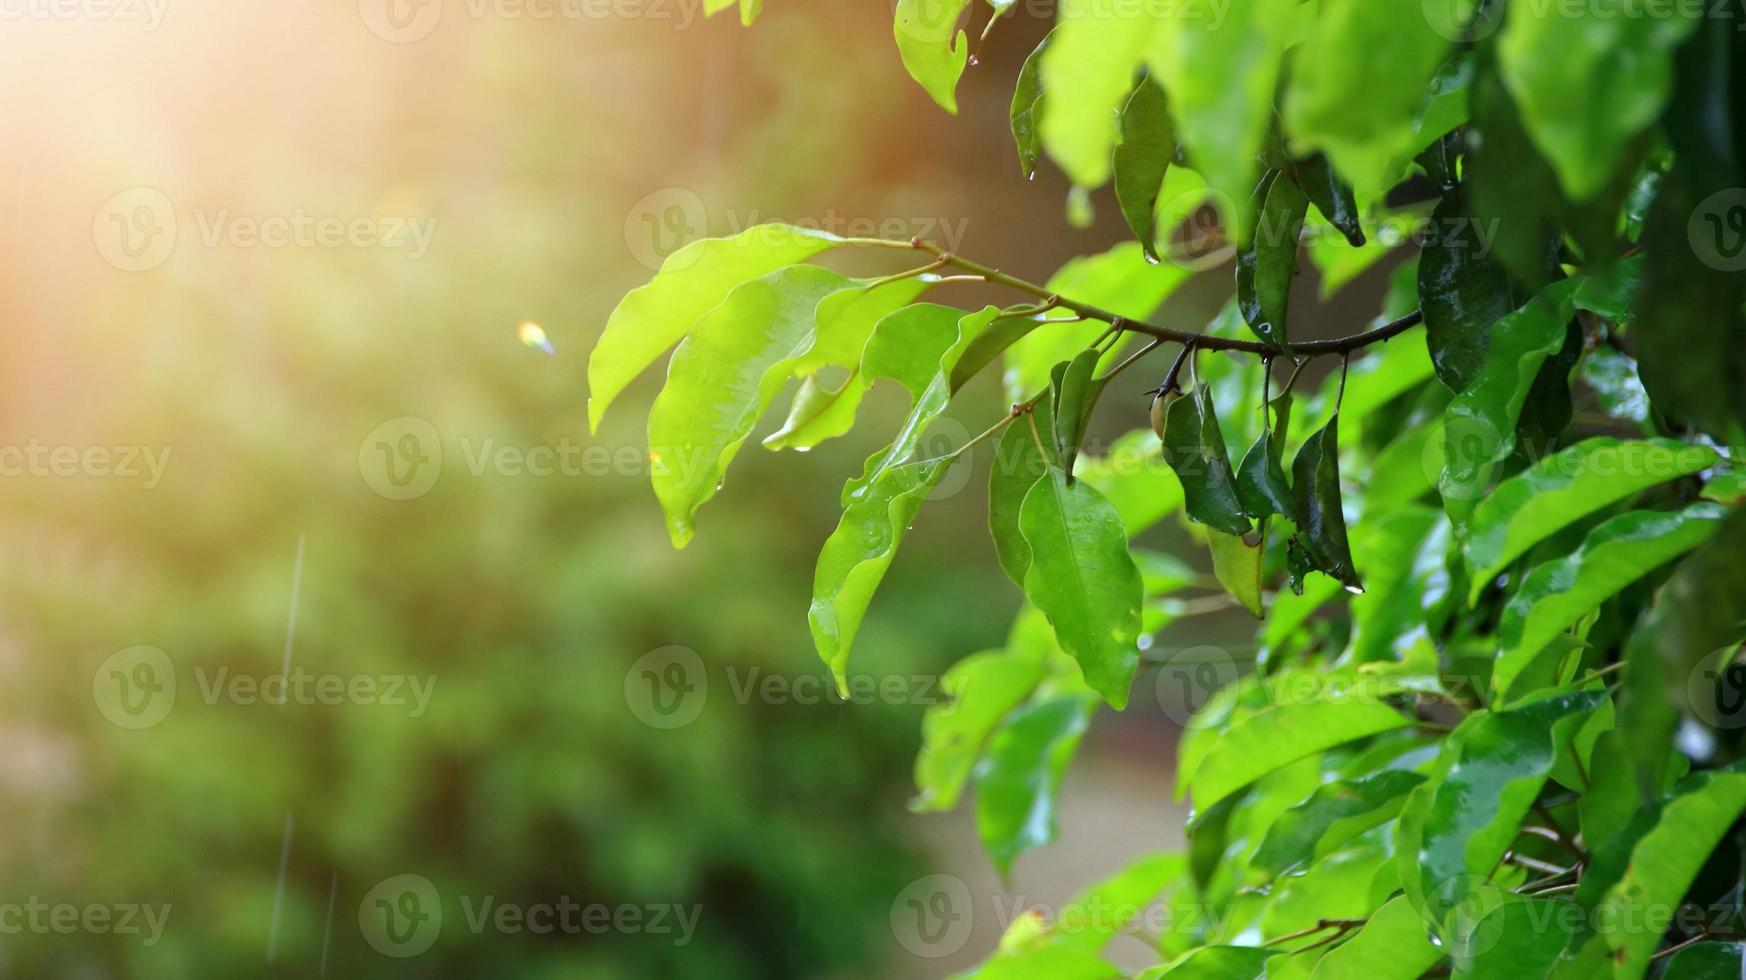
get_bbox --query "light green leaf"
[913,644,1051,812]
[588,224,841,432]
[1283,0,1452,198]
[1453,896,1568,979]
[1236,170,1308,352]
[1464,438,1719,603]
[1308,895,1442,979]
[1004,243,1191,403]
[1497,1,1699,200]
[1494,503,1728,702]
[1189,674,1411,810]
[1145,0,1295,206]
[974,692,1097,875]
[1163,383,1252,536]
[702,0,759,25]
[991,391,1058,587]
[1597,764,1746,979]
[1019,469,1145,708]
[1347,508,1445,664]
[1114,77,1175,262]
[1398,692,1603,923]
[1438,280,1580,522]
[1037,0,1155,186]
[647,266,851,547]
[962,945,1120,980]
[1012,34,1050,178]
[1139,945,1272,979]
[810,455,960,690]
[893,0,972,113]
[1252,771,1426,881]
[1208,531,1263,618]
[1075,430,1185,535]
[1053,348,1104,478]
[1259,846,1390,942]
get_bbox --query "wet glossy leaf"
[1418,185,1544,392]
[1019,469,1144,708]
[893,0,972,113]
[1235,390,1293,521]
[648,266,852,547]
[1663,943,1746,979]
[1290,154,1364,247]
[1398,692,1604,922]
[1188,676,1411,810]
[588,225,841,431]
[1011,35,1049,178]
[1251,771,1425,880]
[1465,438,1719,602]
[810,455,961,690]
[1307,895,1442,979]
[1494,504,1728,702]
[1113,77,1174,262]
[1291,415,1360,591]
[1283,0,1451,197]
[991,394,1058,587]
[912,644,1052,813]
[974,692,1097,876]
[1235,170,1308,353]
[1596,764,1746,978]
[1497,1,1699,200]
[1162,383,1251,536]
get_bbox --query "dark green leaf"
[1012,35,1049,178]
[1663,943,1746,979]
[1251,770,1426,880]
[1113,77,1174,262]
[1418,184,1545,391]
[1163,384,1252,536]
[1236,170,1308,353]
[1235,389,1294,521]
[1289,153,1364,246]
[1018,469,1145,708]
[1291,414,1361,592]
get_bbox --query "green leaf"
[1046,853,1184,955]
[1139,946,1271,980]
[1251,771,1426,881]
[1019,469,1145,708]
[647,266,852,547]
[1038,0,1154,187]
[1418,185,1545,392]
[1282,0,1452,198]
[1053,349,1104,478]
[1437,280,1581,521]
[1596,764,1746,979]
[1663,943,1746,979]
[1493,504,1729,701]
[810,455,960,690]
[962,946,1120,980]
[893,0,972,114]
[912,644,1051,813]
[1465,438,1720,603]
[1236,170,1309,353]
[1290,154,1365,247]
[588,225,842,432]
[1618,509,1746,795]
[1398,692,1604,924]
[1145,0,1296,206]
[974,692,1097,875]
[1453,896,1568,979]
[1261,846,1390,941]
[1207,531,1263,618]
[1004,244,1191,403]
[991,395,1059,588]
[1292,414,1361,592]
[1497,1,1699,201]
[702,0,759,25]
[1235,385,1294,521]
[1113,77,1175,262]
[1012,34,1049,178]
[1307,895,1442,979]
[1163,384,1252,536]
[1189,674,1411,810]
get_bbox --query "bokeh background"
[0,3,1394,976]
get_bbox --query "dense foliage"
[595,1,1746,976]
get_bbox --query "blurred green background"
[0,3,1299,976]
